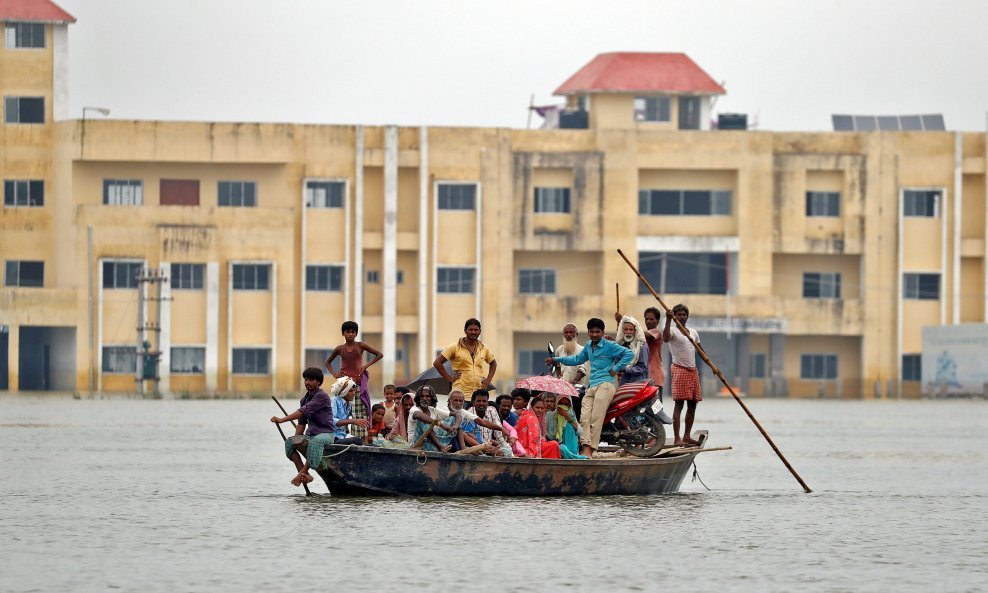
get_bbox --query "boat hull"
[313,440,704,496]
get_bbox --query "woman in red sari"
[516,395,561,459]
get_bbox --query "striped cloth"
[613,381,649,403]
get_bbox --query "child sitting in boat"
[366,403,387,445]
[270,367,335,487]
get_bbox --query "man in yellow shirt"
[433,318,497,395]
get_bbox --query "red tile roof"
[0,0,75,23]
[554,52,725,96]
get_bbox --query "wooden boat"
[311,431,717,496]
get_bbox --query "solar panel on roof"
[877,116,900,131]
[921,114,945,130]
[831,114,946,131]
[899,115,923,130]
[855,115,878,131]
[832,115,854,131]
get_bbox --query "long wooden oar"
[616,248,813,493]
[272,396,311,496]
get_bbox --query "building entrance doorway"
[18,326,76,391]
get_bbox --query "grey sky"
[59,0,988,131]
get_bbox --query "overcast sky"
[58,0,988,131]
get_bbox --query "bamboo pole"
[271,396,311,496]
[615,282,620,314]
[616,249,813,493]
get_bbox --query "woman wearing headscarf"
[384,390,416,446]
[515,395,562,459]
[546,393,587,459]
[616,315,650,386]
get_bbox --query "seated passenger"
[511,388,532,417]
[409,385,453,452]
[516,396,562,459]
[330,377,368,445]
[366,403,387,444]
[271,367,335,487]
[546,394,586,459]
[447,389,505,454]
[496,394,519,427]
[462,389,511,456]
[387,390,415,444]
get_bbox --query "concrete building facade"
[2,5,987,398]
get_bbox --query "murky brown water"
[1,397,985,593]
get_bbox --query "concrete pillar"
[382,126,398,386]
[207,262,219,393]
[418,126,429,372]
[354,126,364,328]
[7,325,19,393]
[735,333,751,395]
[768,332,786,397]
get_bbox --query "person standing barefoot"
[663,304,702,446]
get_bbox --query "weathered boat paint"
[311,431,709,496]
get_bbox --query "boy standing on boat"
[546,318,633,457]
[433,318,497,395]
[664,304,701,446]
[271,367,335,487]
[326,321,383,444]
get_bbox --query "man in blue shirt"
[547,318,633,457]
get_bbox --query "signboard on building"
[689,317,788,334]
[922,324,988,397]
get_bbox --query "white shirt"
[667,326,700,368]
[555,342,590,385]
[407,405,450,438]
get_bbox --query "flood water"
[0,396,985,593]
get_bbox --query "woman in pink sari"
[516,395,561,459]
[387,391,415,444]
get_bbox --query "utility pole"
[136,267,169,396]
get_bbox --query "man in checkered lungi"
[663,303,702,446]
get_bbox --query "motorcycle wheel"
[621,414,666,458]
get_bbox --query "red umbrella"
[514,375,579,397]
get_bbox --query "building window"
[902,354,921,382]
[3,180,43,207]
[103,261,142,289]
[3,97,44,124]
[749,353,767,379]
[366,270,379,284]
[534,187,571,213]
[803,272,841,299]
[103,179,143,206]
[306,265,343,291]
[232,348,270,374]
[171,263,204,290]
[102,346,136,374]
[396,270,404,284]
[518,268,556,294]
[170,347,205,374]
[232,264,270,290]
[438,183,476,210]
[806,191,841,217]
[800,354,838,380]
[305,348,340,374]
[903,273,940,300]
[5,260,43,287]
[305,180,344,208]
[218,181,256,207]
[638,190,732,216]
[903,190,940,217]
[517,350,547,377]
[159,179,200,206]
[633,96,671,122]
[638,252,728,295]
[437,267,475,294]
[4,23,46,49]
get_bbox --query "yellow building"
[2,6,986,398]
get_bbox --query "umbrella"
[405,360,454,395]
[514,375,579,397]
